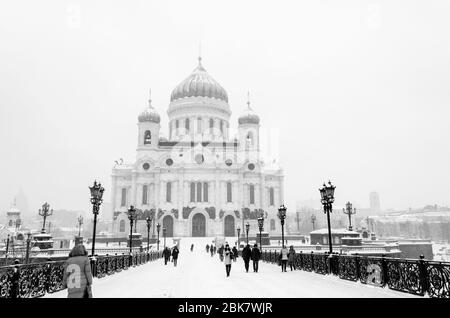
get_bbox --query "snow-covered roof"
[310,228,359,235]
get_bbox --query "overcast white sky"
[1,0,449,216]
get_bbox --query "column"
[131,172,137,206]
[111,176,117,219]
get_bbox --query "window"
[227,182,232,203]
[144,130,151,145]
[220,120,223,134]
[203,182,208,202]
[142,185,148,205]
[121,188,127,207]
[269,188,274,206]
[209,118,214,129]
[166,182,172,202]
[119,220,125,232]
[190,182,195,202]
[176,120,179,128]
[197,117,202,134]
[249,184,255,205]
[270,219,275,231]
[185,118,190,132]
[197,182,202,202]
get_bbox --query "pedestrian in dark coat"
[288,246,296,271]
[190,244,194,252]
[62,244,93,298]
[213,246,217,254]
[232,246,238,261]
[218,245,224,262]
[206,244,210,253]
[210,246,214,257]
[171,246,180,267]
[163,247,171,265]
[241,244,252,273]
[251,244,261,272]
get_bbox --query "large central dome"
[170,58,228,103]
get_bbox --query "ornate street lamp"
[25,233,32,264]
[89,180,105,256]
[245,222,250,244]
[146,217,152,252]
[77,215,83,237]
[163,227,167,249]
[311,214,317,230]
[156,223,161,251]
[319,180,336,253]
[257,214,264,252]
[343,201,356,231]
[38,202,53,233]
[278,205,287,248]
[5,234,10,259]
[127,205,137,254]
[236,227,241,250]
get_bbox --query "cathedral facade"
[111,58,284,238]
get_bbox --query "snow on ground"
[45,237,419,298]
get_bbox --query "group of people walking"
[206,243,217,257]
[162,245,180,266]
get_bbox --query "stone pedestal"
[256,232,270,246]
[74,236,84,245]
[127,233,142,247]
[33,231,54,249]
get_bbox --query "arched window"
[249,184,255,205]
[185,118,190,132]
[144,130,151,145]
[190,182,195,202]
[227,182,232,203]
[119,220,125,232]
[176,119,179,135]
[209,118,214,128]
[270,219,275,231]
[166,182,172,203]
[246,132,253,148]
[9,220,13,226]
[142,185,148,205]
[269,188,274,206]
[197,182,202,202]
[121,188,127,207]
[203,182,209,202]
[220,120,223,134]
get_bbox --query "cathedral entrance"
[192,213,206,237]
[224,215,235,236]
[162,215,173,237]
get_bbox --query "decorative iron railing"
[261,250,450,298]
[0,251,163,298]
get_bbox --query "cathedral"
[111,58,284,238]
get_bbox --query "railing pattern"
[0,251,163,298]
[261,251,450,298]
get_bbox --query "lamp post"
[127,205,137,254]
[245,222,250,245]
[156,223,161,251]
[319,180,336,253]
[25,232,32,264]
[89,181,105,256]
[77,215,83,237]
[38,202,53,233]
[311,214,317,231]
[278,205,287,248]
[257,215,264,252]
[146,217,152,252]
[343,202,356,231]
[236,227,241,250]
[163,227,167,249]
[5,234,10,259]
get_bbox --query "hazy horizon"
[1,0,450,216]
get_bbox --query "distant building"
[369,192,380,213]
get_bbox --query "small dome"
[238,97,260,125]
[138,94,160,124]
[170,58,228,103]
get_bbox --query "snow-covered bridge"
[44,238,418,298]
